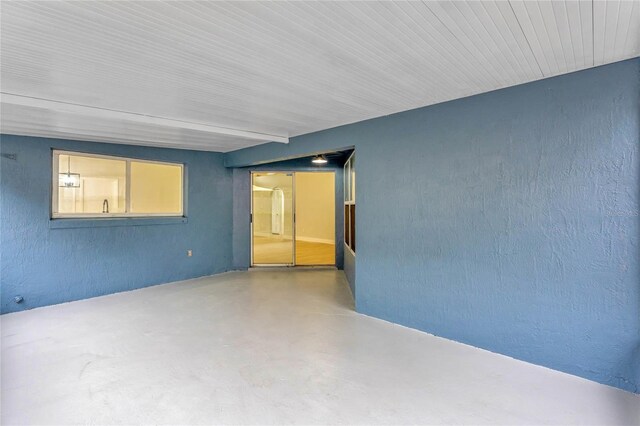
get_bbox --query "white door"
[271,188,284,235]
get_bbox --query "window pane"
[344,160,351,202]
[349,204,356,252]
[130,161,182,214]
[350,155,355,201]
[57,154,126,214]
[344,205,350,246]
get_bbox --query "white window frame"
[52,150,185,219]
[344,151,355,255]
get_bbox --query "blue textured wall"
[225,59,640,393]
[231,157,344,270]
[0,135,233,314]
[344,248,355,297]
[232,168,252,270]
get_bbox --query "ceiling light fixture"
[58,155,81,188]
[312,155,328,165]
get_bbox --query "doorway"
[251,171,335,266]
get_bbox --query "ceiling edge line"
[0,92,290,144]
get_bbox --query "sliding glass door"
[251,171,335,266]
[251,172,294,265]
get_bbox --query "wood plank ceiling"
[1,1,638,152]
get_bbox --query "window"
[52,150,184,218]
[344,152,355,253]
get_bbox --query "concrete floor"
[2,270,638,425]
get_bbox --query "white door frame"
[250,170,336,267]
[251,171,295,267]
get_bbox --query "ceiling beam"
[0,93,289,144]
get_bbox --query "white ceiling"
[1,1,638,153]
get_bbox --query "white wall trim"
[253,231,333,245]
[295,236,335,245]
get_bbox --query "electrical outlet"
[187,250,193,257]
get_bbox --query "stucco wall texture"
[0,135,233,314]
[225,59,640,393]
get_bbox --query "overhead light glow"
[59,173,81,187]
[312,155,328,164]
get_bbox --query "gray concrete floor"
[2,270,638,425]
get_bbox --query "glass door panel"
[294,172,335,265]
[252,172,294,265]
